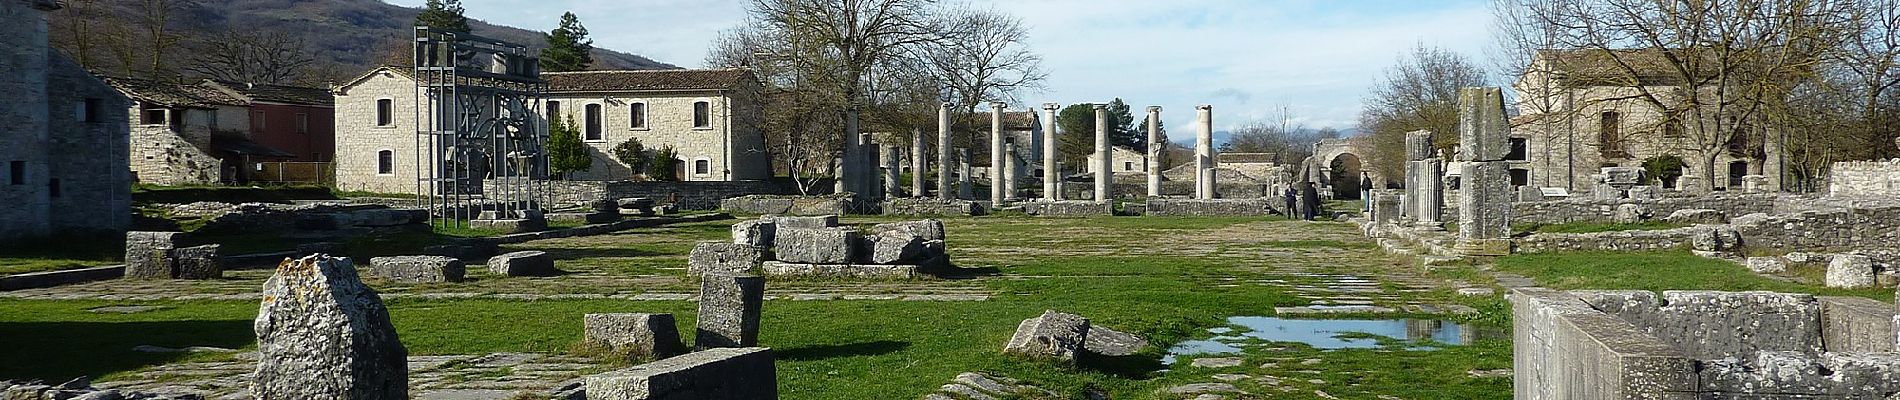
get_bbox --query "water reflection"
[1162,316,1501,365]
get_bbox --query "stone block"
[773,227,857,264]
[545,211,617,225]
[487,250,557,277]
[469,217,544,233]
[1404,130,1433,161]
[170,244,221,280]
[1744,257,1787,274]
[1818,296,1895,353]
[1592,183,1624,200]
[1457,161,1512,240]
[423,241,498,260]
[730,219,776,247]
[1828,254,1876,289]
[1456,87,1509,162]
[882,198,983,216]
[871,220,946,242]
[1083,325,1147,357]
[768,215,837,229]
[696,274,764,349]
[1600,167,1646,187]
[584,313,687,362]
[617,197,655,210]
[760,262,919,279]
[1689,226,1742,252]
[1663,209,1726,225]
[687,242,764,276]
[868,231,926,265]
[1003,310,1089,364]
[583,347,777,400]
[1371,194,1402,223]
[1625,185,1658,200]
[588,199,619,213]
[123,231,183,280]
[367,256,465,283]
[1020,200,1114,217]
[1612,203,1650,224]
[253,255,407,399]
[1143,198,1279,216]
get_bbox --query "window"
[79,98,102,122]
[692,101,710,128]
[629,102,647,129]
[694,159,711,175]
[1507,137,1528,161]
[375,99,393,126]
[1509,169,1529,186]
[1663,116,1683,138]
[1124,161,1134,171]
[1599,111,1624,157]
[141,109,166,125]
[296,113,309,134]
[252,110,267,132]
[546,101,561,122]
[584,103,602,141]
[48,178,60,198]
[376,150,394,175]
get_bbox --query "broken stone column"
[882,143,901,197]
[1455,87,1513,255]
[1146,106,1164,198]
[1043,102,1061,201]
[688,242,764,277]
[958,148,974,200]
[123,231,183,280]
[1196,105,1215,199]
[1416,158,1444,227]
[253,255,407,399]
[585,313,687,362]
[912,128,926,198]
[1003,142,1019,201]
[990,102,1006,206]
[938,103,953,200]
[695,274,764,349]
[1402,130,1432,220]
[584,347,778,399]
[1093,104,1110,202]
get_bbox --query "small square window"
[694,159,711,175]
[693,102,710,128]
[296,113,309,134]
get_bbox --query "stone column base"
[1456,239,1511,256]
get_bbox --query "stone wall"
[1510,193,1779,224]
[1063,179,1273,200]
[490,179,818,210]
[333,69,424,195]
[720,194,850,216]
[1144,198,1280,216]
[1729,206,1900,254]
[1829,159,1900,198]
[0,0,132,239]
[883,198,983,216]
[1021,200,1113,217]
[1514,226,1703,253]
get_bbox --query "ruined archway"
[1329,153,1363,200]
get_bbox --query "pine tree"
[1053,99,1141,170]
[547,116,592,178]
[539,12,594,72]
[415,0,471,33]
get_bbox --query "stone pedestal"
[1372,194,1402,224]
[1456,86,1514,248]
[124,231,183,280]
[1459,161,1512,240]
[488,250,556,277]
[695,274,764,349]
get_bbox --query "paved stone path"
[95,352,593,400]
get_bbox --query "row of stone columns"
[892,102,1218,204]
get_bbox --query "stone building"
[331,67,769,195]
[0,0,132,239]
[200,80,336,163]
[107,76,253,185]
[1086,146,1146,176]
[1512,49,1784,193]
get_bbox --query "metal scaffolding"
[413,27,548,227]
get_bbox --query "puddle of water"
[1162,316,1498,365]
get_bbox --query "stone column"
[1402,130,1432,219]
[937,103,953,200]
[695,274,764,349]
[1093,104,1110,202]
[882,143,901,197]
[1042,103,1061,201]
[958,148,973,200]
[990,102,1006,206]
[1455,87,1512,255]
[1195,105,1215,199]
[911,128,925,197]
[1146,106,1163,197]
[1003,142,1019,201]
[843,107,863,197]
[1418,158,1444,228]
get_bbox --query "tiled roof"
[206,80,334,106]
[103,76,246,108]
[1534,48,1725,84]
[542,69,755,92]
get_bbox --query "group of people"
[1281,181,1323,220]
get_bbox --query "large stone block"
[1663,209,1727,225]
[253,255,407,399]
[1827,254,1876,289]
[1003,310,1089,364]
[1689,225,1743,252]
[583,347,777,400]
[696,274,764,349]
[687,242,764,276]
[123,231,183,280]
[1457,161,1512,240]
[1612,203,1650,224]
[1020,200,1114,217]
[367,256,465,283]
[1404,130,1433,161]
[867,231,927,265]
[1083,325,1148,357]
[1744,257,1787,274]
[1818,296,1895,353]
[170,244,222,280]
[872,219,946,242]
[585,313,687,362]
[773,227,858,264]
[730,219,776,247]
[767,215,837,229]
[1371,194,1402,223]
[760,262,920,279]
[1456,87,1509,162]
[487,250,557,277]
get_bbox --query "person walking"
[1282,184,1299,217]
[1299,181,1322,220]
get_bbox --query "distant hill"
[49,0,676,84]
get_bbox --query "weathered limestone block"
[687,242,764,276]
[1828,254,1876,289]
[696,274,764,349]
[1371,194,1402,223]
[1745,257,1787,274]
[759,262,919,279]
[1457,161,1512,240]
[768,215,837,229]
[730,219,776,247]
[1663,209,1727,225]
[1625,185,1658,200]
[1404,130,1433,161]
[253,255,407,399]
[872,219,946,242]
[170,244,222,280]
[367,256,465,283]
[1457,87,1509,162]
[1579,290,1823,360]
[1818,296,1895,353]
[1003,310,1089,364]
[1083,325,1148,357]
[123,231,183,280]
[1697,351,1900,395]
[1689,225,1742,252]
[1021,200,1113,217]
[545,211,617,225]
[583,347,778,400]
[487,250,557,277]
[722,195,848,216]
[584,313,687,362]
[882,198,983,216]
[1612,203,1650,224]
[868,231,926,265]
[773,227,858,264]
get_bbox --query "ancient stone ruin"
[252,255,407,399]
[585,313,688,362]
[123,231,221,280]
[584,347,778,399]
[367,255,465,283]
[696,274,765,349]
[1001,310,1149,364]
[1455,87,1513,256]
[697,215,950,279]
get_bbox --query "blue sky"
[387,0,1497,138]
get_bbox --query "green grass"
[1495,250,1893,302]
[1515,221,1687,234]
[132,184,338,205]
[0,232,124,276]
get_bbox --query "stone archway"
[1329,153,1364,199]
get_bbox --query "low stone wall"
[720,194,851,216]
[1144,198,1280,216]
[1510,193,1779,224]
[883,198,984,216]
[490,179,823,211]
[1020,201,1113,217]
[180,202,427,235]
[1830,159,1900,198]
[1511,287,1900,399]
[1730,206,1900,254]
[1514,227,1704,253]
[1062,180,1274,200]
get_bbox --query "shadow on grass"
[532,247,669,260]
[0,319,254,381]
[1082,352,1166,380]
[777,340,910,361]
[932,266,1001,280]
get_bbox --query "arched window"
[377,150,394,175]
[692,101,711,128]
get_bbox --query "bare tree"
[136,0,193,78]
[923,7,1047,151]
[1358,43,1486,180]
[186,31,316,84]
[1226,104,1318,165]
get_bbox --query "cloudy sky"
[387,0,1498,137]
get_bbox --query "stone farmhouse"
[107,77,330,185]
[0,0,132,239]
[1086,145,1146,176]
[199,80,336,163]
[1512,49,1785,193]
[330,67,770,195]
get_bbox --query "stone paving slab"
[92,352,596,399]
